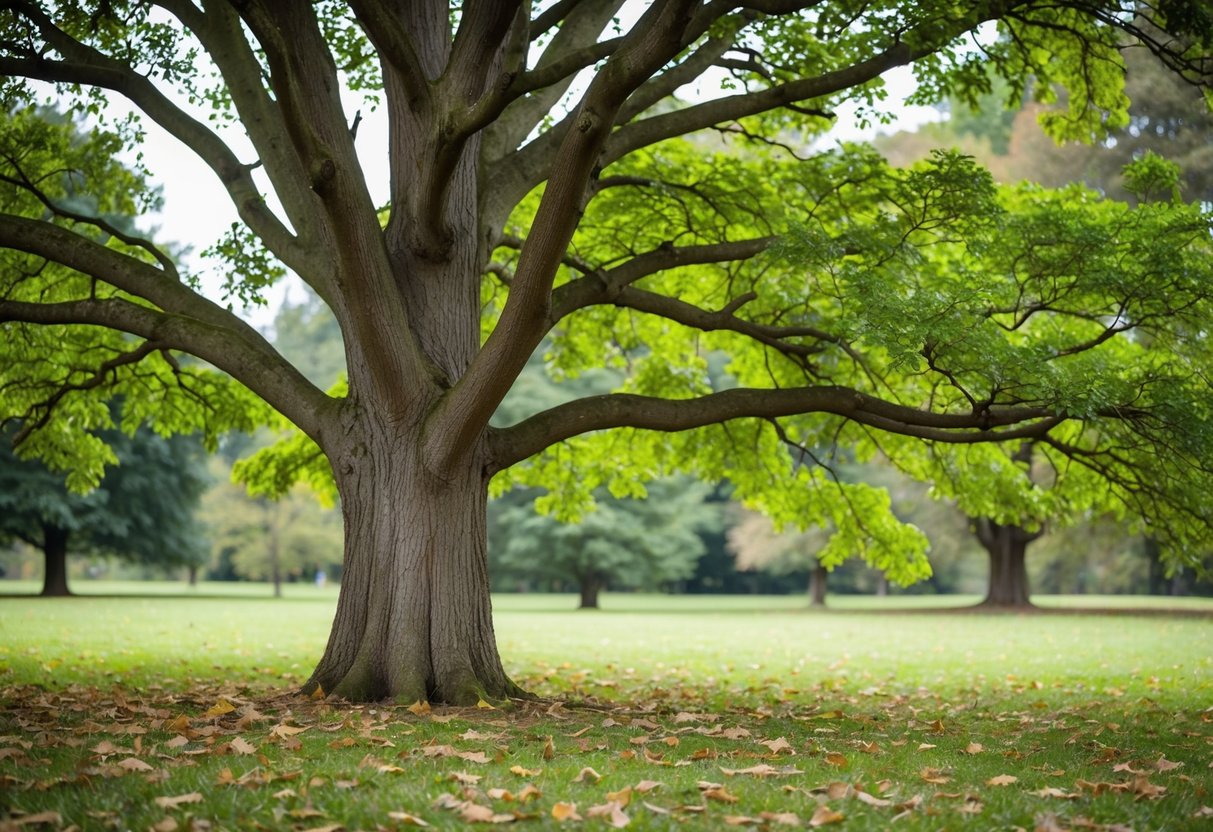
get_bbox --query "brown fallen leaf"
[1130,775,1167,799]
[586,801,629,828]
[165,735,190,749]
[151,818,178,832]
[486,788,514,801]
[475,698,496,710]
[457,750,490,764]
[1193,806,1213,819]
[510,765,542,777]
[154,792,204,810]
[823,752,847,768]
[230,736,257,755]
[117,757,155,772]
[450,771,482,785]
[760,811,801,826]
[700,783,739,804]
[809,805,844,827]
[606,787,632,807]
[518,785,542,803]
[986,774,1018,786]
[760,737,795,755]
[634,780,663,793]
[542,736,555,760]
[854,790,892,808]
[1155,756,1183,772]
[551,802,581,822]
[963,742,983,754]
[720,764,803,778]
[724,817,762,826]
[1032,787,1080,800]
[406,700,430,716]
[573,766,602,783]
[919,767,951,784]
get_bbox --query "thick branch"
[347,0,434,110]
[0,2,308,273]
[0,297,332,442]
[548,236,777,319]
[489,385,1064,473]
[429,0,701,473]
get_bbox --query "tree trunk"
[1143,537,1165,595]
[40,525,71,597]
[303,426,520,705]
[187,564,198,586]
[808,561,827,607]
[578,575,602,610]
[977,519,1037,607]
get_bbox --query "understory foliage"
[1,2,1212,701]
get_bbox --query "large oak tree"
[2,2,1212,704]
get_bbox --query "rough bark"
[40,525,70,597]
[302,415,521,705]
[808,561,827,607]
[977,519,1039,607]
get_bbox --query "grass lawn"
[0,587,1210,830]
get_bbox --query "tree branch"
[347,0,434,111]
[0,297,333,442]
[548,236,777,320]
[428,0,701,474]
[488,385,1065,473]
[0,1,309,274]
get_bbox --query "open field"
[1,589,1210,830]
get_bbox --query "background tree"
[0,420,208,596]
[2,3,1212,704]
[199,466,343,596]
[490,478,719,609]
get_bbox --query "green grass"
[1,588,1210,830]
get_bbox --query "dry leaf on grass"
[551,802,581,822]
[809,805,844,827]
[986,774,1018,786]
[154,792,204,810]
[387,814,429,827]
[573,766,602,783]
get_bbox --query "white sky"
[106,27,938,332]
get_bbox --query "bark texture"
[976,519,1041,607]
[40,525,70,597]
[303,416,520,705]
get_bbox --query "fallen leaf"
[824,752,847,768]
[230,736,257,755]
[606,787,633,807]
[809,805,844,827]
[1031,787,1079,800]
[854,790,892,808]
[406,700,431,715]
[510,765,542,777]
[270,723,308,739]
[917,743,936,750]
[542,736,555,760]
[586,801,629,827]
[700,784,739,804]
[634,780,662,793]
[117,757,154,772]
[720,764,803,778]
[1193,806,1213,819]
[204,699,236,718]
[1130,775,1167,799]
[1155,756,1183,772]
[476,698,496,710]
[760,811,802,826]
[760,737,795,755]
[724,817,762,826]
[721,727,752,740]
[450,771,482,785]
[551,802,581,822]
[986,774,1018,786]
[457,750,490,764]
[165,735,190,749]
[518,785,542,803]
[573,766,602,783]
[486,788,514,801]
[919,767,951,784]
[154,792,204,810]
[152,818,178,832]
[963,742,983,754]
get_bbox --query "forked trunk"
[977,519,1037,607]
[40,525,70,597]
[304,423,521,705]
